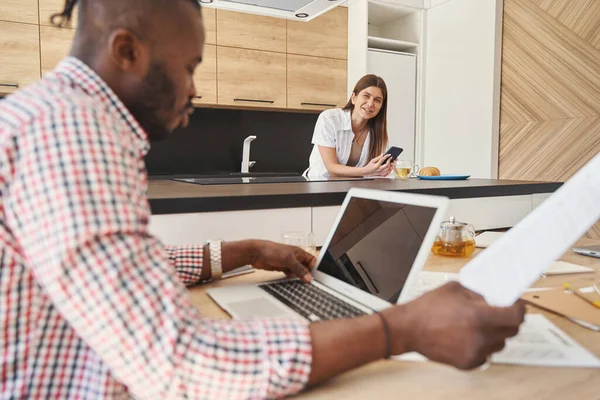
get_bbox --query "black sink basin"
[150,172,301,180]
[172,175,374,185]
[173,176,308,185]
[226,172,301,178]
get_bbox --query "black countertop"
[147,178,562,215]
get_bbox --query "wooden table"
[187,238,600,399]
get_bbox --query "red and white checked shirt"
[0,57,311,399]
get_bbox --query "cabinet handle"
[0,83,19,88]
[234,98,275,104]
[301,102,337,107]
[194,95,203,99]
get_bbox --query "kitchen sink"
[171,175,374,185]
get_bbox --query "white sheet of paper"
[395,314,600,367]
[405,271,459,302]
[459,153,600,307]
[475,231,505,248]
[222,265,254,279]
[545,261,594,275]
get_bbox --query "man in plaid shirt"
[0,0,526,398]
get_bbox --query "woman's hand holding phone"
[362,153,393,176]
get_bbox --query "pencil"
[564,282,600,310]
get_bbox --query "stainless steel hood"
[200,0,345,21]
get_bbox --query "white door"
[367,49,417,160]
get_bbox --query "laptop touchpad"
[227,298,292,319]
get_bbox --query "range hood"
[200,0,345,21]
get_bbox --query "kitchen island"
[148,178,561,246]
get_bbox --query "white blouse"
[306,108,371,178]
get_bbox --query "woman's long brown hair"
[343,74,389,160]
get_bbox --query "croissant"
[419,167,441,176]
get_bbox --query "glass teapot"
[431,216,476,258]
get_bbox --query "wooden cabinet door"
[216,10,286,53]
[0,0,38,24]
[287,7,348,60]
[192,44,217,105]
[287,54,347,111]
[0,21,40,95]
[39,0,78,27]
[202,6,216,45]
[217,47,286,108]
[40,26,75,75]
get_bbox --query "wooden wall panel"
[500,0,600,238]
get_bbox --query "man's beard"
[127,62,191,142]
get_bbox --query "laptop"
[207,188,449,321]
[572,245,600,259]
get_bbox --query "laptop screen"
[317,196,437,303]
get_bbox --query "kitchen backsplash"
[145,107,319,176]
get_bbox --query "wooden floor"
[499,0,600,238]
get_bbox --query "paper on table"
[404,271,459,302]
[395,314,600,368]
[222,265,254,279]
[459,153,600,307]
[492,314,600,367]
[545,261,594,275]
[475,231,505,248]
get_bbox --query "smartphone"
[383,146,404,162]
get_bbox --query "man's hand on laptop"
[383,281,526,370]
[203,239,316,282]
[249,240,317,283]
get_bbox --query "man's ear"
[107,29,149,76]
[350,92,357,105]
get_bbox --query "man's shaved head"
[52,0,205,140]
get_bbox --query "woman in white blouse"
[306,74,393,178]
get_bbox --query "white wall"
[422,0,502,178]
[347,0,369,95]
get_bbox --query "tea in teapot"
[431,216,476,257]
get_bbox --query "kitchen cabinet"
[217,46,286,109]
[311,195,535,246]
[40,25,75,75]
[312,206,341,246]
[368,49,417,159]
[202,6,216,45]
[216,10,286,53]
[39,0,77,27]
[448,195,533,231]
[0,0,38,24]
[149,208,312,244]
[0,21,40,95]
[192,44,217,105]
[287,54,347,110]
[287,6,347,60]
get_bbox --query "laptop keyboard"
[258,280,367,321]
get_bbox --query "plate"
[417,174,471,180]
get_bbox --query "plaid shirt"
[0,57,311,399]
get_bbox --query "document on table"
[545,261,594,275]
[459,153,600,307]
[475,231,505,248]
[396,314,600,368]
[404,271,459,302]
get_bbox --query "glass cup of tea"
[394,160,420,179]
[281,231,316,256]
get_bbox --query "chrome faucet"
[241,135,257,173]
